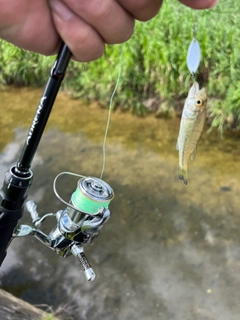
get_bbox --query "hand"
[0,0,219,62]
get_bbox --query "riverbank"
[0,289,60,320]
[0,0,240,133]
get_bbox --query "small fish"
[176,82,207,185]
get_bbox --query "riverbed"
[0,86,240,320]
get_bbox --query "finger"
[178,0,219,9]
[0,0,58,55]
[117,0,163,22]
[50,0,105,62]
[60,0,135,44]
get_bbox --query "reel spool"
[72,176,114,215]
[58,175,114,242]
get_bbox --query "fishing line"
[52,47,124,215]
[100,44,125,180]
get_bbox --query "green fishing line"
[60,46,123,215]
[100,44,125,180]
[72,187,110,214]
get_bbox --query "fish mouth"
[188,82,199,97]
[192,82,199,93]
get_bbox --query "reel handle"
[71,244,96,281]
[26,200,40,224]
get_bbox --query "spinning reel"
[15,173,114,281]
[0,43,115,282]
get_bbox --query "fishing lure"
[177,19,207,185]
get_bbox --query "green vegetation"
[41,315,57,320]
[0,0,240,131]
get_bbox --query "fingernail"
[49,0,74,21]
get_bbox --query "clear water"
[0,86,240,320]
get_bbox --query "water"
[0,86,240,320]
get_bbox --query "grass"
[41,315,57,320]
[0,0,240,131]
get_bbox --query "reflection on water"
[0,86,240,320]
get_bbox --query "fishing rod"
[0,43,114,281]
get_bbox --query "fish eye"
[196,99,203,107]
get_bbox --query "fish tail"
[178,166,188,186]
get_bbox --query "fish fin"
[176,139,179,151]
[178,166,188,186]
[190,147,197,161]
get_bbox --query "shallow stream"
[0,86,240,320]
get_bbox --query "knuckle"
[107,20,135,44]
[77,27,93,46]
[83,0,112,21]
[75,30,105,62]
[126,0,162,21]
[74,45,105,62]
[132,0,150,11]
